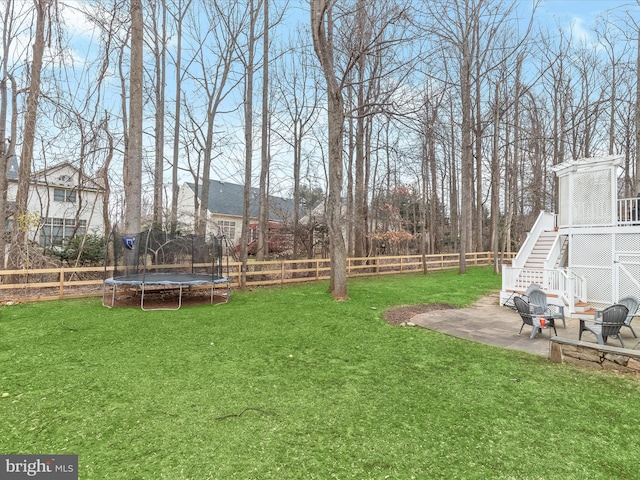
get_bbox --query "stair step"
[573,305,591,313]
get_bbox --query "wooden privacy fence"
[0,251,515,303]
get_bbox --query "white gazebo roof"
[551,154,624,177]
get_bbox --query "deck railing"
[0,251,515,303]
[501,265,587,311]
[617,197,640,226]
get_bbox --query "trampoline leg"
[214,282,230,304]
[141,285,184,311]
[102,283,115,308]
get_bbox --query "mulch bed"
[383,303,455,325]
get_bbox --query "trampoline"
[103,228,230,310]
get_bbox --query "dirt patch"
[383,303,455,325]
[0,284,229,309]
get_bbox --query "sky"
[535,0,639,34]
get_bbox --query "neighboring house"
[177,179,295,245]
[501,154,640,312]
[7,157,106,247]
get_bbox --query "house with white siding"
[501,154,640,312]
[7,158,106,247]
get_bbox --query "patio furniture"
[524,283,542,297]
[503,283,541,310]
[617,295,640,338]
[514,296,558,339]
[578,304,629,348]
[528,287,566,328]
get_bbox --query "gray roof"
[187,179,294,221]
[6,158,104,191]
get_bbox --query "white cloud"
[59,0,100,39]
[568,16,594,43]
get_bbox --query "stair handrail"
[512,211,556,269]
[544,232,565,270]
[557,269,587,313]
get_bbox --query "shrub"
[52,234,106,266]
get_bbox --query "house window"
[54,188,76,203]
[249,225,259,242]
[218,220,236,241]
[40,218,87,246]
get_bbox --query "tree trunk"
[170,0,191,233]
[152,0,167,228]
[12,0,48,267]
[326,91,348,299]
[292,119,301,256]
[459,26,472,274]
[311,0,347,300]
[124,0,143,234]
[257,0,270,261]
[0,73,17,269]
[490,82,501,274]
[102,125,114,237]
[240,0,257,286]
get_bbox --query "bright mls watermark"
[0,455,77,479]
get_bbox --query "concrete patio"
[410,294,640,357]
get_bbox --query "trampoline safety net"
[103,228,230,310]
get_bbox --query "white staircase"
[506,229,560,289]
[524,231,558,271]
[501,212,588,313]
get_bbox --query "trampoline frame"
[102,229,230,310]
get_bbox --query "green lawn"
[1,267,639,479]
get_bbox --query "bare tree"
[0,0,28,267]
[238,0,258,285]
[11,0,52,267]
[310,0,348,299]
[272,34,320,257]
[168,0,192,233]
[185,0,245,236]
[311,0,412,298]
[123,0,144,234]
[415,0,534,271]
[256,0,269,261]
[147,0,168,228]
[538,27,572,211]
